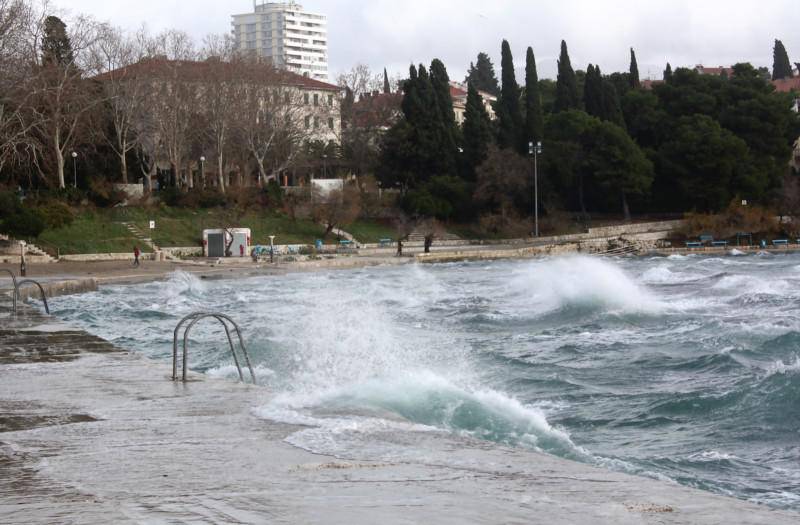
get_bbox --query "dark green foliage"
[601,81,626,129]
[474,146,529,220]
[0,192,46,238]
[383,68,391,94]
[772,40,793,80]
[496,40,524,150]
[622,89,667,149]
[607,72,631,99]
[404,175,471,221]
[41,16,74,67]
[657,115,755,212]
[664,63,673,83]
[465,52,500,96]
[583,65,603,119]
[555,40,580,112]
[462,83,493,181]
[629,48,641,89]
[524,47,543,144]
[34,200,74,229]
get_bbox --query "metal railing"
[15,279,50,314]
[173,312,257,385]
[0,269,19,312]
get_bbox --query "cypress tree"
[462,83,493,180]
[583,64,604,119]
[773,39,793,80]
[429,58,459,173]
[555,40,579,112]
[524,47,543,144]
[41,16,74,67]
[383,68,391,93]
[497,40,523,150]
[601,80,626,129]
[664,63,673,83]
[465,52,500,96]
[401,65,422,123]
[629,48,641,89]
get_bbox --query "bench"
[773,239,789,247]
[711,241,729,247]
[685,242,703,249]
[339,240,353,247]
[379,238,394,248]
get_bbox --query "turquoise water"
[51,254,800,508]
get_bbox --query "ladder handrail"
[0,269,19,313]
[15,279,49,314]
[172,312,257,385]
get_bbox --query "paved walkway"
[2,306,799,523]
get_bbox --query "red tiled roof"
[695,65,735,77]
[94,57,342,92]
[772,77,800,93]
[449,84,468,98]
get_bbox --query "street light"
[528,141,543,238]
[269,235,276,264]
[199,156,206,188]
[71,151,78,189]
[322,154,328,179]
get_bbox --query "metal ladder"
[173,312,257,385]
[0,270,49,314]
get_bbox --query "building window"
[313,117,319,129]
[305,116,310,129]
[327,118,334,130]
[303,93,309,105]
[285,92,290,104]
[327,94,333,106]
[313,94,319,106]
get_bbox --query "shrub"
[35,200,74,229]
[682,200,779,238]
[88,178,126,207]
[0,192,46,238]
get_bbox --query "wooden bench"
[773,239,789,247]
[379,238,394,248]
[711,241,729,248]
[685,242,703,249]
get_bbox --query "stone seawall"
[13,278,98,301]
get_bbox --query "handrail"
[172,312,257,385]
[0,269,19,313]
[15,279,50,314]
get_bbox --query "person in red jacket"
[133,246,140,268]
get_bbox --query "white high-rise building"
[232,1,329,81]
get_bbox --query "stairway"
[24,243,56,262]
[118,222,174,259]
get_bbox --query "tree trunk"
[621,191,631,222]
[218,157,226,194]
[120,152,128,184]
[54,131,66,188]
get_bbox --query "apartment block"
[232,1,329,81]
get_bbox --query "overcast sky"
[60,0,800,82]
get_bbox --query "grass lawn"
[342,219,397,243]
[37,212,151,255]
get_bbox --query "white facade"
[232,1,329,81]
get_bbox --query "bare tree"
[313,183,361,239]
[234,64,304,186]
[336,63,383,99]
[29,12,108,188]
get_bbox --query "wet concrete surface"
[2,306,800,524]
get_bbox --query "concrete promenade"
[2,305,800,523]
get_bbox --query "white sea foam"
[764,356,800,377]
[510,256,663,315]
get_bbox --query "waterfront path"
[2,305,799,524]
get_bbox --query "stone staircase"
[119,222,161,252]
[24,243,56,263]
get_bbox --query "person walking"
[133,246,141,268]
[396,240,403,257]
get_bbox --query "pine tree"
[583,64,603,119]
[383,68,391,94]
[497,40,523,150]
[41,16,74,67]
[664,63,673,83]
[462,83,493,181]
[555,40,579,112]
[629,48,641,89]
[524,47,543,144]
[465,52,500,96]
[773,39,793,80]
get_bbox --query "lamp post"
[528,141,543,238]
[322,154,328,178]
[269,235,276,264]
[199,156,206,189]
[71,151,78,189]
